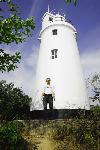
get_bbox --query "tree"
[0,0,35,72]
[0,122,28,150]
[86,73,100,103]
[65,0,78,6]
[0,80,32,120]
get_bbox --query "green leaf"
[65,0,77,5]
[74,0,77,6]
[65,0,72,4]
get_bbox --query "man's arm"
[51,86,55,101]
[42,87,46,97]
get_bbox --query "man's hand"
[53,97,55,101]
[41,93,45,101]
[52,93,55,101]
[42,93,45,96]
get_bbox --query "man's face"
[46,80,50,85]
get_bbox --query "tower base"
[30,109,90,120]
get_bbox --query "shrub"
[51,120,99,150]
[0,122,28,150]
[0,80,32,120]
[51,121,73,140]
[90,106,100,120]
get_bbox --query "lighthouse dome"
[39,11,76,40]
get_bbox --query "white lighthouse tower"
[31,8,90,110]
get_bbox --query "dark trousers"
[43,94,53,110]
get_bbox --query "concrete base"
[30,109,90,120]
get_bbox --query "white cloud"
[81,49,100,106]
[79,25,100,53]
[26,46,39,68]
[81,49,100,77]
[28,0,38,17]
[0,46,39,97]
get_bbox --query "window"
[61,17,63,21]
[73,32,77,41]
[49,17,53,22]
[52,29,57,35]
[51,49,58,59]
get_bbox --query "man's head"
[46,78,51,85]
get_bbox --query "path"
[37,136,55,150]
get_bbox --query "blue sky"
[0,0,100,97]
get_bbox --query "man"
[42,78,55,110]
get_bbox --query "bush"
[90,106,100,120]
[0,122,28,150]
[74,119,98,150]
[50,121,74,140]
[0,80,32,120]
[51,120,99,150]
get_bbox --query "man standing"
[42,78,55,110]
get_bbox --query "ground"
[21,120,82,150]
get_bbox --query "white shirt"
[44,85,54,94]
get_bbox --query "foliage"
[0,0,35,72]
[86,73,100,103]
[0,122,28,150]
[65,0,78,6]
[0,49,21,72]
[90,106,100,120]
[18,117,100,150]
[0,80,32,120]
[87,73,100,93]
[50,118,99,150]
[54,139,80,150]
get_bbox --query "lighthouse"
[31,8,90,110]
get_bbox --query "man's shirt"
[43,85,54,95]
